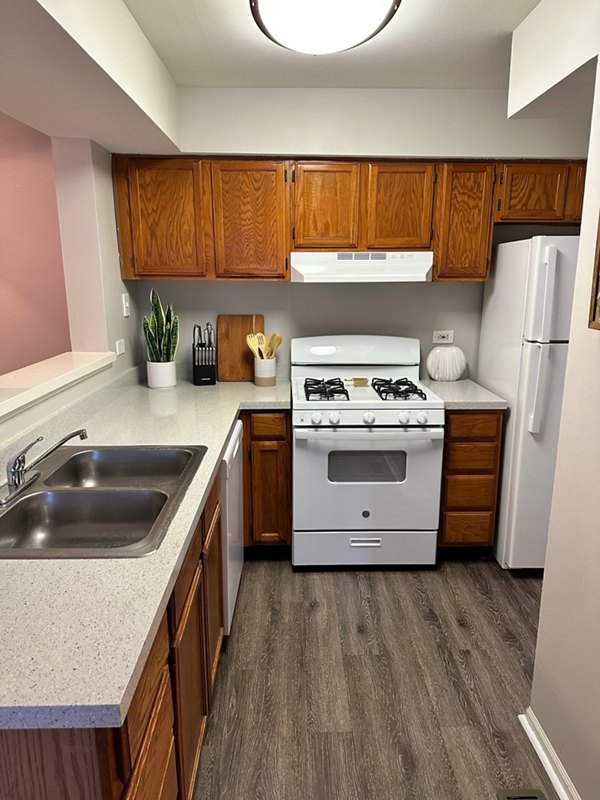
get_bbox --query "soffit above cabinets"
[122,0,541,89]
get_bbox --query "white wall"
[0,0,178,154]
[528,60,600,800]
[35,0,178,144]
[178,88,590,157]
[509,0,600,116]
[135,280,484,381]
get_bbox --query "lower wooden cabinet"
[123,668,176,800]
[440,410,504,546]
[242,412,292,545]
[0,477,226,800]
[169,564,208,800]
[202,501,224,698]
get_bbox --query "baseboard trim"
[519,708,582,800]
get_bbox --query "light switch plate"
[121,293,130,318]
[433,330,454,344]
[115,339,126,356]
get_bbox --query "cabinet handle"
[350,538,382,548]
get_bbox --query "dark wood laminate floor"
[196,559,557,800]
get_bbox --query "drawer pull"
[350,538,382,548]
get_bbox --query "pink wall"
[0,112,71,373]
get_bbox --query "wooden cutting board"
[217,314,265,381]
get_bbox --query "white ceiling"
[123,0,541,89]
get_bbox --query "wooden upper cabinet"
[211,160,289,279]
[293,161,361,248]
[565,162,586,221]
[434,163,495,281]
[115,157,214,279]
[364,163,435,248]
[494,162,569,221]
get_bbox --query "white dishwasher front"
[220,420,244,636]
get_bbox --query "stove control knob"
[311,411,323,425]
[398,411,410,425]
[329,411,341,425]
[416,411,429,425]
[363,411,376,425]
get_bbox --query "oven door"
[293,427,444,531]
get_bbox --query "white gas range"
[291,335,445,567]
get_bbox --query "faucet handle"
[11,436,43,467]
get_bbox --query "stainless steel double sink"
[0,446,206,558]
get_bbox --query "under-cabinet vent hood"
[290,251,433,283]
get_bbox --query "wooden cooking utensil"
[246,333,261,359]
[269,333,283,357]
[255,332,267,359]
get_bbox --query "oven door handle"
[294,429,444,442]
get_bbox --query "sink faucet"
[6,429,88,489]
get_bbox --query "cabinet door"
[212,160,288,279]
[565,162,586,221]
[365,163,435,248]
[251,440,291,545]
[203,505,224,698]
[293,162,361,248]
[170,565,208,800]
[123,669,176,800]
[433,163,495,281]
[495,162,569,221]
[124,158,213,278]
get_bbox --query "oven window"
[328,450,407,483]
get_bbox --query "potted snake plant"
[143,289,179,388]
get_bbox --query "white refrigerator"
[477,236,579,569]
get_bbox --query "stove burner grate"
[304,378,350,402]
[371,377,427,401]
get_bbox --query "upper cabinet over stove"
[113,156,586,283]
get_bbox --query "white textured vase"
[426,346,467,382]
[147,361,176,389]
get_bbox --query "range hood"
[290,251,433,283]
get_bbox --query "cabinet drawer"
[446,442,497,472]
[250,413,287,440]
[444,475,495,509]
[447,412,500,440]
[125,616,169,767]
[124,667,175,800]
[169,521,203,631]
[442,512,494,544]
[202,475,221,534]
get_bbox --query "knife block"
[193,364,216,386]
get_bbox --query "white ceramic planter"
[426,346,467,382]
[254,357,276,387]
[147,360,176,389]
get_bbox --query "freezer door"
[523,236,579,342]
[497,342,569,568]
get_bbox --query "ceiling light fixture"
[250,0,401,56]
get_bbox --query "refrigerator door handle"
[528,344,551,434]
[540,245,558,342]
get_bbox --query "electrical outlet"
[115,339,126,356]
[121,293,130,318]
[433,330,454,344]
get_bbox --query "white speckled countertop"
[0,373,504,730]
[423,379,507,410]
[0,379,290,730]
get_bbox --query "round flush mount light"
[250,0,401,56]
